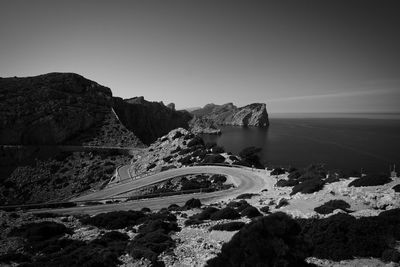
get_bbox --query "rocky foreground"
[0,164,399,267]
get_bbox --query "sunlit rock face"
[190,102,269,127]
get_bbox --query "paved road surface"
[42,166,268,215]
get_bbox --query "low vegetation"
[348,173,392,187]
[314,199,351,214]
[80,210,146,230]
[290,178,325,195]
[235,193,259,199]
[298,209,400,261]
[209,221,245,231]
[184,198,202,209]
[210,207,241,220]
[393,184,400,192]
[271,168,285,175]
[206,213,312,267]
[240,206,262,218]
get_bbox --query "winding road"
[43,166,269,215]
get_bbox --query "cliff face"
[0,73,114,145]
[112,97,192,145]
[190,102,269,127]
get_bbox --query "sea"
[200,113,400,173]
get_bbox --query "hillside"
[113,96,192,145]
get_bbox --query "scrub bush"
[314,200,351,214]
[210,221,245,231]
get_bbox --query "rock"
[189,116,222,135]
[167,103,176,111]
[189,102,269,129]
[0,73,114,145]
[112,97,192,145]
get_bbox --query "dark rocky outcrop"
[0,73,114,145]
[112,97,192,145]
[0,73,192,146]
[190,102,269,128]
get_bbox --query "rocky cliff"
[190,102,269,127]
[0,73,193,147]
[0,73,116,145]
[112,97,192,145]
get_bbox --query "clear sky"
[1,0,399,113]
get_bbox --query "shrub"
[393,184,400,192]
[26,238,126,267]
[211,146,225,153]
[210,221,245,231]
[202,154,225,164]
[192,207,220,220]
[9,222,71,243]
[205,142,217,149]
[276,198,289,209]
[34,212,62,218]
[236,193,258,199]
[129,219,178,264]
[207,212,312,267]
[349,173,392,187]
[161,165,177,172]
[146,163,156,171]
[185,198,202,209]
[168,204,180,211]
[288,171,302,180]
[240,206,262,218]
[187,136,204,147]
[290,178,324,195]
[233,159,251,167]
[271,168,285,175]
[184,133,194,140]
[138,219,180,235]
[181,179,208,191]
[381,249,400,263]
[227,200,250,212]
[178,155,192,165]
[191,149,207,158]
[211,174,227,184]
[260,206,270,213]
[229,155,238,161]
[80,210,146,230]
[314,200,351,214]
[173,131,184,139]
[238,146,263,169]
[298,211,400,261]
[276,179,299,187]
[97,231,129,242]
[184,218,203,226]
[210,207,241,220]
[0,253,31,264]
[163,155,173,162]
[171,146,181,153]
[141,207,151,212]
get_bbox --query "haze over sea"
[200,113,400,173]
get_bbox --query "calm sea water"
[200,114,400,173]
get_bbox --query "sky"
[1,0,399,113]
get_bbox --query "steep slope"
[0,73,117,145]
[112,96,192,145]
[190,102,269,128]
